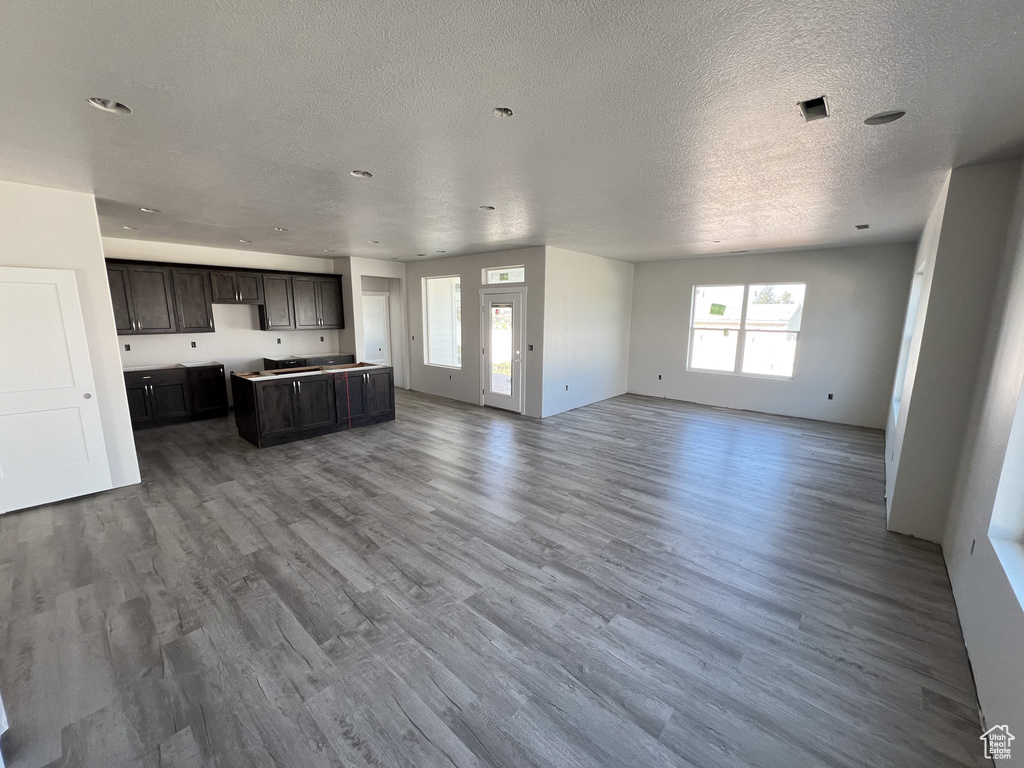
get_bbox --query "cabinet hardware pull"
[208,318,213,328]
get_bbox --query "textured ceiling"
[2,0,1024,262]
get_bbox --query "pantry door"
[0,267,111,513]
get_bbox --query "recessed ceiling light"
[87,97,131,115]
[350,170,373,179]
[493,107,513,117]
[122,226,137,230]
[368,240,379,244]
[798,95,829,122]
[479,205,496,211]
[139,207,159,213]
[713,240,721,244]
[274,227,288,232]
[417,253,427,257]
[436,250,446,253]
[864,110,906,126]
[239,239,251,243]
[855,224,870,230]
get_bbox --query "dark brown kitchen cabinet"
[293,275,343,330]
[232,364,392,447]
[188,364,229,418]
[107,265,136,334]
[127,266,177,334]
[124,364,228,429]
[212,270,263,304]
[317,277,343,328]
[259,274,295,330]
[171,269,215,333]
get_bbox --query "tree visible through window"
[689,283,806,378]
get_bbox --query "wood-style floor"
[0,391,987,768]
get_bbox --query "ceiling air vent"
[798,96,829,122]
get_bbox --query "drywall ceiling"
[2,0,1023,263]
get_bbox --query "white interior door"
[362,292,391,365]
[0,267,111,514]
[481,290,524,413]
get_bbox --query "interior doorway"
[480,289,525,413]
[361,292,391,365]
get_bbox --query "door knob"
[83,393,92,399]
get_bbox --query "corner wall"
[627,244,915,428]
[0,181,139,488]
[542,247,633,417]
[886,160,1021,541]
[942,159,1024,744]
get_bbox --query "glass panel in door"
[490,303,513,396]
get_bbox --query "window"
[484,266,525,284]
[423,276,462,367]
[892,268,926,418]
[688,283,806,378]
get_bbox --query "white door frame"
[361,291,392,365]
[479,287,527,415]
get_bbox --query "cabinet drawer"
[124,368,188,386]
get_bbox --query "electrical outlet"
[658,374,662,380]
[124,344,130,351]
[565,385,569,391]
[320,336,324,342]
[448,374,452,380]
[277,338,281,344]
[528,344,534,351]
[412,335,415,341]
[191,341,197,348]
[827,393,833,400]
[971,538,976,555]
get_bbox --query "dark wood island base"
[231,363,395,447]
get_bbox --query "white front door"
[481,291,524,413]
[361,292,391,365]
[0,267,112,513]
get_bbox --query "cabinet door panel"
[236,273,263,303]
[129,267,177,333]
[365,370,394,417]
[189,366,228,417]
[107,266,136,334]
[211,271,238,302]
[126,384,153,424]
[151,381,191,418]
[293,277,320,329]
[336,372,368,424]
[172,269,215,333]
[260,275,294,330]
[317,278,343,328]
[256,381,299,435]
[296,375,336,429]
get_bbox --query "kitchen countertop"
[234,363,389,381]
[123,362,223,372]
[263,353,351,361]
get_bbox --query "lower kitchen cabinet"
[232,365,394,447]
[262,353,355,370]
[124,364,228,429]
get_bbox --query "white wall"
[406,247,546,417]
[627,244,915,428]
[542,247,633,417]
[886,160,1021,542]
[339,257,410,389]
[102,239,351,390]
[0,182,139,488]
[942,159,1024,747]
[885,178,949,507]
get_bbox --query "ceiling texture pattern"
[2,0,1024,262]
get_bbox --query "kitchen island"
[231,362,394,447]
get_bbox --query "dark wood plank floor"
[0,391,987,767]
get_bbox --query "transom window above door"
[483,266,525,284]
[688,283,806,378]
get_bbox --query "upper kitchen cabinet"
[212,270,263,304]
[293,275,344,330]
[171,268,215,333]
[259,274,295,330]
[110,264,177,334]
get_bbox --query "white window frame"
[482,265,526,285]
[423,275,462,369]
[687,282,805,380]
